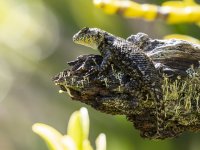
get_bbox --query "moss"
[53,54,200,139]
[161,66,200,126]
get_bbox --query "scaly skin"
[73,27,164,138]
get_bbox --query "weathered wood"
[53,36,200,140]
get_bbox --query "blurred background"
[0,0,200,150]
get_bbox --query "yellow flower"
[32,107,106,150]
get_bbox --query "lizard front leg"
[98,50,113,72]
[86,50,112,76]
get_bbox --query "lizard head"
[73,27,105,49]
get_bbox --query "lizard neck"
[97,33,117,55]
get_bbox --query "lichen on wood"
[53,36,200,140]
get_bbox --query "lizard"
[73,27,164,138]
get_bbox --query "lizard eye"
[81,27,89,33]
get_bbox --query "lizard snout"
[72,33,79,43]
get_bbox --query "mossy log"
[53,38,200,140]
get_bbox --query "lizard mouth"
[73,34,98,49]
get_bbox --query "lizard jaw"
[73,34,98,49]
[73,35,98,49]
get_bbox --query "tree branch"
[53,36,200,140]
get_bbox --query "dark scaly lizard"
[73,27,164,137]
